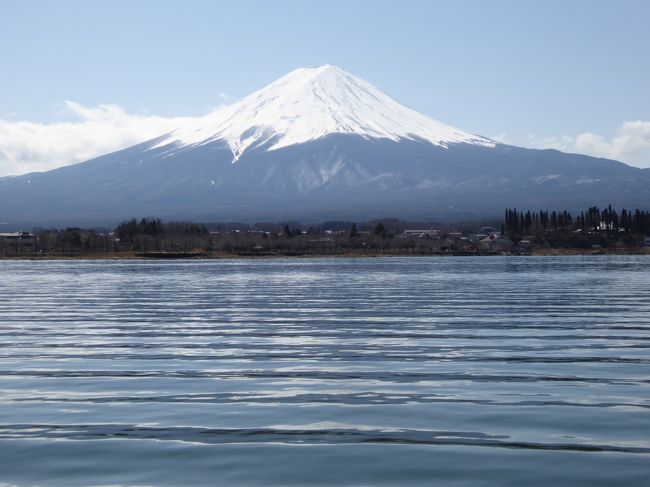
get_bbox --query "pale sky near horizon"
[1,0,649,176]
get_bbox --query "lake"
[0,256,649,486]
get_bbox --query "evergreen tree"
[373,222,386,237]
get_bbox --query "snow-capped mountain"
[152,65,494,162]
[0,65,649,227]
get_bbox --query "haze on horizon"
[1,0,649,177]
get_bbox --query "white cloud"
[0,102,198,177]
[526,121,650,168]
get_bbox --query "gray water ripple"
[9,391,650,409]
[1,423,647,453]
[1,257,650,486]
[1,368,647,384]
[2,353,650,364]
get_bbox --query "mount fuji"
[1,65,649,226]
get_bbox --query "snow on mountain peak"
[153,65,495,161]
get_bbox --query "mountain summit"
[0,66,648,226]
[152,65,494,162]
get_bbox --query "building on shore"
[479,235,514,253]
[0,232,36,254]
[468,233,489,242]
[401,229,441,239]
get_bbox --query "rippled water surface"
[1,256,649,486]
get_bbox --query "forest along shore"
[2,206,649,259]
[1,248,649,260]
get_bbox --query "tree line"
[505,206,650,248]
[505,206,650,235]
[11,217,474,256]
[3,208,648,257]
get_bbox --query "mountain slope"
[0,65,648,227]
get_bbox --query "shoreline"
[1,248,649,261]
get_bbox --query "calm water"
[0,256,649,486]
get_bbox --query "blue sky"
[1,0,649,175]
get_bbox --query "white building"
[468,233,488,242]
[0,231,35,243]
[402,229,440,239]
[479,235,513,252]
[0,232,36,252]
